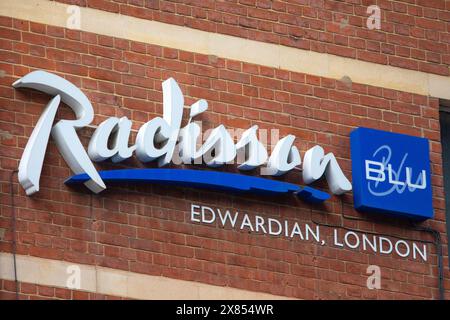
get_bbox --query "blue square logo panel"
[350,127,433,220]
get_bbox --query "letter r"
[13,71,105,195]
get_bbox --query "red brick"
[0,13,447,302]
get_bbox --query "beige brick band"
[1,0,449,100]
[0,253,290,299]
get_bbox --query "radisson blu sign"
[13,71,433,220]
[350,127,433,220]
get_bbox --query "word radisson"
[14,71,351,200]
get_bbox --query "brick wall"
[0,279,125,300]
[0,2,449,300]
[54,0,450,76]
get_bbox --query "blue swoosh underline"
[64,169,330,203]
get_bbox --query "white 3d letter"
[178,100,207,164]
[179,99,236,167]
[135,78,183,166]
[265,135,301,176]
[302,145,352,195]
[235,125,268,170]
[17,95,60,195]
[201,125,237,167]
[88,116,135,163]
[13,70,105,195]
